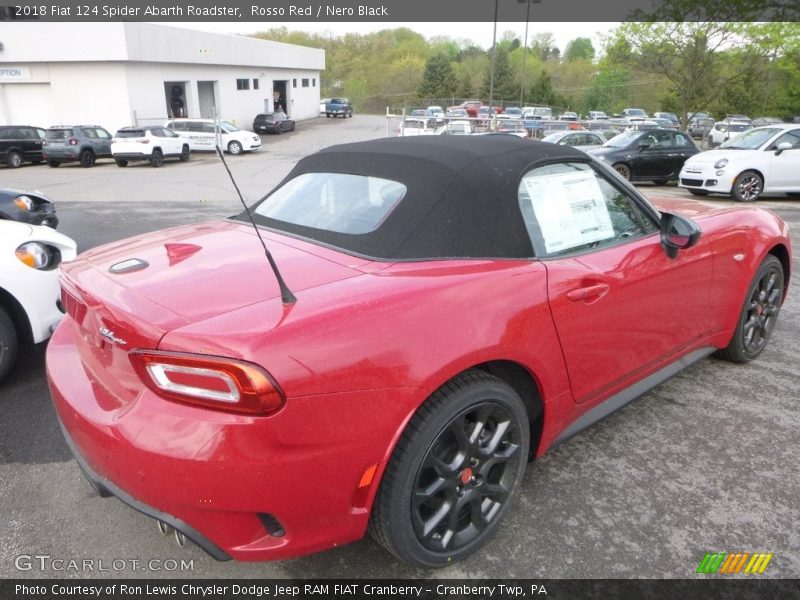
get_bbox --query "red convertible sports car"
[47,136,791,568]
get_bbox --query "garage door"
[3,83,57,127]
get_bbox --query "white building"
[0,23,325,132]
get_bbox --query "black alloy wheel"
[150,148,164,167]
[717,255,784,363]
[370,371,529,567]
[79,150,95,167]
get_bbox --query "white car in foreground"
[679,124,800,201]
[0,221,77,382]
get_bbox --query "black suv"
[43,125,113,167]
[0,125,46,168]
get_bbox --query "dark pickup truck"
[325,98,353,118]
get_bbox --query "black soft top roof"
[242,135,591,260]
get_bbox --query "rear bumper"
[113,152,150,161]
[46,320,420,561]
[57,420,232,561]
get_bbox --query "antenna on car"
[214,142,296,305]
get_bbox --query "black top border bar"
[1,0,799,22]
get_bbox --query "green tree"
[607,22,787,127]
[564,38,595,62]
[485,48,516,104]
[418,53,457,99]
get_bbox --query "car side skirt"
[552,346,716,446]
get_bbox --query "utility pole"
[489,0,498,107]
[519,0,541,106]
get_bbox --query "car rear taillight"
[138,138,150,144]
[129,350,284,415]
[69,138,79,145]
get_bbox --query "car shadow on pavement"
[0,341,72,464]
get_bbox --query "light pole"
[519,0,541,106]
[489,0,499,107]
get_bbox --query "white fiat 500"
[0,221,77,382]
[679,124,800,201]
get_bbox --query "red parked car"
[47,136,791,568]
[447,100,483,118]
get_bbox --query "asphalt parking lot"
[1,115,798,579]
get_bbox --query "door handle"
[566,283,610,303]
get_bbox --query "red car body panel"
[47,161,791,561]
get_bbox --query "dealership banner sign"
[0,66,31,81]
[1,0,798,22]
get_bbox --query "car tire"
[688,189,710,196]
[115,159,128,167]
[291,122,296,131]
[150,148,164,167]
[179,145,190,162]
[0,306,18,383]
[6,150,23,168]
[326,113,331,118]
[48,161,60,168]
[227,141,243,155]
[79,150,95,168]
[731,171,763,201]
[613,163,632,180]
[369,370,529,568]
[716,255,784,364]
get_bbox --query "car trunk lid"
[58,220,368,406]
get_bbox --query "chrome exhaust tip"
[156,520,171,536]
[174,529,186,547]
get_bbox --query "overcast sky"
[164,22,615,54]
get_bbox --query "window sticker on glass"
[523,170,615,253]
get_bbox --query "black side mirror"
[660,212,701,259]
[637,141,651,151]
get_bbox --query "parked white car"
[541,130,607,151]
[111,126,190,167]
[163,119,261,155]
[435,120,473,135]
[398,117,437,137]
[708,120,751,147]
[679,124,800,201]
[0,221,77,382]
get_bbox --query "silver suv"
[43,125,113,167]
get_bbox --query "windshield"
[720,127,781,149]
[602,131,641,148]
[220,121,240,133]
[253,173,407,235]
